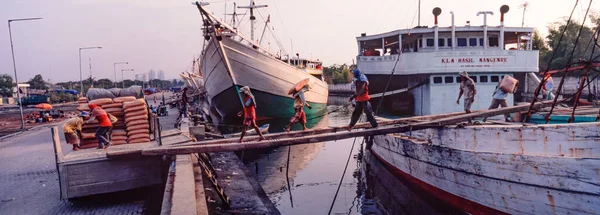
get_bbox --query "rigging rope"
[327,135,361,215]
[545,0,593,123]
[526,0,581,119]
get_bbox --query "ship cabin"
[356,19,539,116]
[286,57,324,80]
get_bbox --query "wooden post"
[51,126,64,199]
[189,125,205,141]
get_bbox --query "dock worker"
[542,74,554,100]
[237,86,265,143]
[87,104,113,149]
[285,84,312,132]
[62,111,90,151]
[347,68,378,131]
[456,71,477,116]
[483,82,517,122]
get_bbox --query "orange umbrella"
[288,78,310,95]
[35,103,53,110]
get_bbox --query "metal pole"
[79,48,83,96]
[113,63,116,87]
[8,21,25,130]
[122,70,125,88]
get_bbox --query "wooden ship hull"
[201,36,328,120]
[370,122,600,214]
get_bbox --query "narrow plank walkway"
[141,100,558,156]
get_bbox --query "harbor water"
[242,97,464,214]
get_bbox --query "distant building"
[148,70,156,80]
[158,70,165,80]
[135,74,147,82]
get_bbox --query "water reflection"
[242,104,463,214]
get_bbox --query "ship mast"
[238,0,268,41]
[225,2,238,29]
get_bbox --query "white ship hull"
[370,122,600,214]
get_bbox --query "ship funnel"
[500,5,510,22]
[432,7,442,25]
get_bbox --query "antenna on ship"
[238,0,268,41]
[519,1,529,27]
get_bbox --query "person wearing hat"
[237,86,265,143]
[457,71,477,117]
[347,68,378,131]
[87,104,113,149]
[62,112,90,151]
[285,84,312,132]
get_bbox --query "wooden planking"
[67,176,162,199]
[191,155,210,215]
[51,126,65,199]
[409,122,600,158]
[372,135,600,214]
[378,134,600,195]
[168,155,198,215]
[172,110,476,147]
[62,157,163,198]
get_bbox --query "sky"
[1,0,598,83]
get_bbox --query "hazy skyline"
[1,0,598,83]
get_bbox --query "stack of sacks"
[77,97,88,104]
[80,121,99,149]
[110,129,128,145]
[77,97,90,112]
[123,99,151,143]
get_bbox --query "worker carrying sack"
[499,75,518,93]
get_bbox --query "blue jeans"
[96,126,111,148]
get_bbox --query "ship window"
[457,38,467,47]
[489,37,499,47]
[447,38,452,47]
[456,76,461,83]
[479,38,484,46]
[469,38,478,47]
[444,76,453,83]
[433,76,443,84]
[491,76,500,82]
[480,76,488,83]
[438,39,445,47]
[469,76,477,82]
[426,39,434,47]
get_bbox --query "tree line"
[0,73,186,98]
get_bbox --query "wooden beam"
[51,126,64,200]
[142,101,557,156]
[171,110,476,147]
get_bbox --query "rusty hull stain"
[547,192,556,212]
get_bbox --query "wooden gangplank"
[141,100,558,156]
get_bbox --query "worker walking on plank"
[87,104,113,149]
[457,71,476,114]
[483,82,517,122]
[237,86,265,143]
[285,83,312,132]
[347,68,378,131]
[62,111,90,151]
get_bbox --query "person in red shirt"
[347,68,378,131]
[87,104,113,149]
[237,86,265,143]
